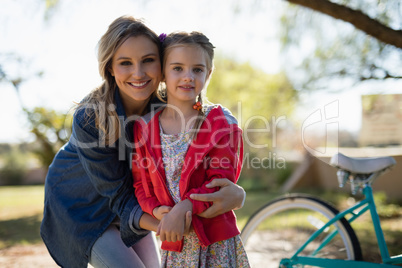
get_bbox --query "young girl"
[132,32,250,267]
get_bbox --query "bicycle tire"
[241,194,362,268]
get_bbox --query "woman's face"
[110,35,162,108]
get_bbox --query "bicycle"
[241,152,401,267]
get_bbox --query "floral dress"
[159,114,250,268]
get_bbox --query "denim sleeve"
[71,108,149,244]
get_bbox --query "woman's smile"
[128,80,151,89]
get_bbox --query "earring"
[193,101,202,111]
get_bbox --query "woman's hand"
[152,205,172,220]
[157,200,193,242]
[189,178,245,218]
[183,211,193,236]
[138,213,160,232]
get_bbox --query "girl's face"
[110,35,162,107]
[164,45,211,105]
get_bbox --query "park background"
[0,0,402,266]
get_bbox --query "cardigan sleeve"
[71,108,149,245]
[132,122,162,216]
[185,130,243,215]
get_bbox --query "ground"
[0,243,56,268]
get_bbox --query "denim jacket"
[40,89,155,267]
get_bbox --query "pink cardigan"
[132,105,243,252]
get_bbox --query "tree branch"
[285,0,402,48]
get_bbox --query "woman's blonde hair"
[77,16,161,145]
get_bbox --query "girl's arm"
[157,199,193,242]
[131,124,163,216]
[133,124,194,235]
[189,106,246,218]
[184,131,243,216]
[139,210,193,235]
[132,150,163,216]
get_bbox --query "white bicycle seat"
[330,153,396,174]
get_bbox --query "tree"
[279,0,402,90]
[0,147,27,185]
[25,107,72,168]
[285,0,402,48]
[207,56,299,191]
[208,56,298,155]
[0,55,72,169]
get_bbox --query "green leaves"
[208,56,297,124]
[207,56,298,154]
[24,106,72,168]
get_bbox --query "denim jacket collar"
[115,88,127,119]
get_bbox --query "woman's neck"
[122,96,150,117]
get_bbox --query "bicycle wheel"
[241,194,362,268]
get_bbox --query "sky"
[1,0,401,143]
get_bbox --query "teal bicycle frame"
[280,185,402,268]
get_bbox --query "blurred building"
[359,94,402,147]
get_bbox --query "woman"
[40,16,245,268]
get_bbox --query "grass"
[0,185,44,219]
[235,191,279,228]
[0,186,401,265]
[0,185,44,249]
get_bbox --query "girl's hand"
[153,205,172,220]
[189,178,245,218]
[157,200,192,242]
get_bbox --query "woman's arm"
[72,108,147,240]
[139,213,160,232]
[189,178,246,218]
